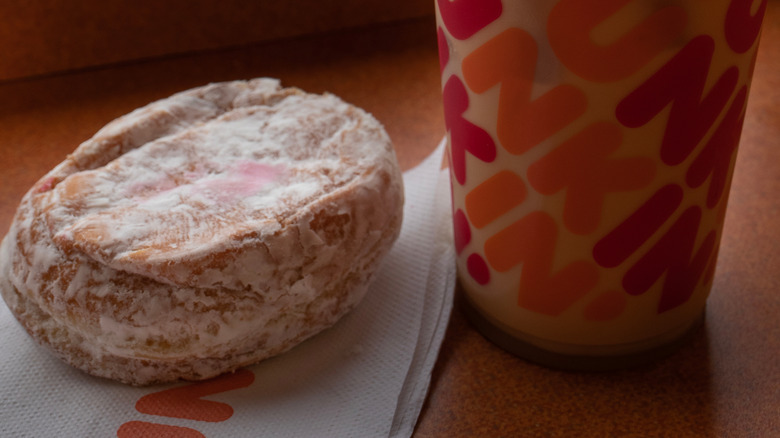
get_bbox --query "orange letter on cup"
[463,28,586,156]
[547,0,687,82]
[527,121,655,235]
[485,211,599,315]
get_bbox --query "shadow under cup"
[436,0,766,370]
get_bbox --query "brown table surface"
[1,4,778,438]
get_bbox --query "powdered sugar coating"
[0,78,404,385]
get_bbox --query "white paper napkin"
[0,139,455,438]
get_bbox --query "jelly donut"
[0,78,404,385]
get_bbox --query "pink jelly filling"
[195,161,285,202]
[126,160,285,204]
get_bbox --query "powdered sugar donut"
[0,78,404,385]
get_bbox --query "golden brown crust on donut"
[0,78,404,385]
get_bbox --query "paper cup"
[436,0,765,369]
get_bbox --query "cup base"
[458,286,705,371]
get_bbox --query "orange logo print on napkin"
[117,369,254,437]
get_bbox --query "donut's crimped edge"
[0,212,400,386]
